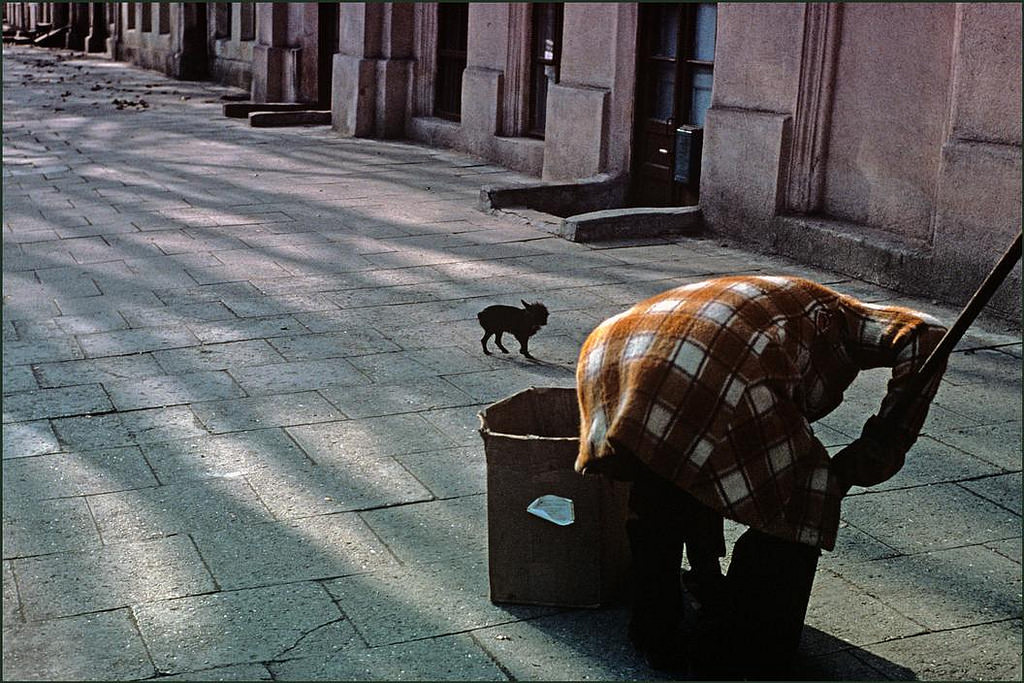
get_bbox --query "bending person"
[575,275,947,677]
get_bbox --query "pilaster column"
[412,3,437,117]
[785,3,842,214]
[502,3,530,137]
[252,3,301,102]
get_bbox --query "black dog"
[478,300,549,359]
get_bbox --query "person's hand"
[831,415,903,493]
[831,437,875,495]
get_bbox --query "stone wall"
[701,3,1021,317]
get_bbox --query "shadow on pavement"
[794,626,917,680]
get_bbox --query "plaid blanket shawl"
[575,275,947,550]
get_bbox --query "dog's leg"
[494,332,509,354]
[517,335,533,359]
[480,332,493,355]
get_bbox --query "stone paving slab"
[842,483,1022,554]
[2,445,158,500]
[150,339,287,374]
[836,545,1022,631]
[133,583,357,674]
[1,365,37,392]
[321,554,557,648]
[287,413,460,460]
[2,608,155,681]
[1,336,84,366]
[1,419,62,458]
[862,618,1022,682]
[186,314,308,345]
[50,405,209,450]
[137,428,310,483]
[228,358,367,395]
[3,45,1020,681]
[274,633,508,681]
[2,495,101,557]
[11,535,216,621]
[418,405,493,449]
[266,329,403,360]
[359,495,488,565]
[927,420,1023,471]
[157,663,274,681]
[803,568,926,651]
[319,376,477,419]
[240,454,434,519]
[394,445,488,499]
[104,369,247,410]
[76,324,201,358]
[191,391,343,433]
[190,512,397,590]
[3,559,21,623]
[88,478,275,543]
[32,353,167,389]
[471,608,656,681]
[960,471,1022,515]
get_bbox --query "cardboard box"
[478,386,631,608]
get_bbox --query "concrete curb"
[561,205,704,243]
[248,110,332,127]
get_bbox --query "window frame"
[680,3,716,128]
[213,3,232,41]
[526,3,564,139]
[433,2,469,122]
[239,2,255,42]
[158,2,170,35]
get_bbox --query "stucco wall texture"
[702,2,1020,316]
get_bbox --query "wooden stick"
[889,231,1022,420]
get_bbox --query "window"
[214,3,232,40]
[434,2,468,121]
[126,2,135,30]
[684,3,716,127]
[158,3,170,34]
[239,2,255,41]
[141,2,151,32]
[527,3,563,138]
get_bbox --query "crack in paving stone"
[270,615,350,661]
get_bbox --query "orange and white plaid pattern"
[575,275,946,550]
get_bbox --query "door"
[631,4,716,207]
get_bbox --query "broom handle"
[883,231,1022,425]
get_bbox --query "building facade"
[3,2,1021,316]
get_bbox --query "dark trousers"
[627,466,820,678]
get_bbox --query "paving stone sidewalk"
[3,45,1021,681]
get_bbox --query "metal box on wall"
[674,125,704,185]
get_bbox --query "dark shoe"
[629,625,692,674]
[640,641,692,674]
[681,568,726,610]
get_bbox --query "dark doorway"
[178,2,208,80]
[630,3,716,207]
[317,3,339,108]
[435,2,469,121]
